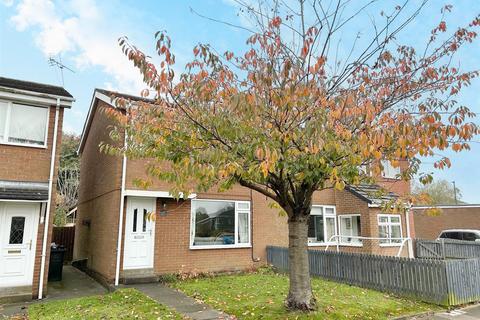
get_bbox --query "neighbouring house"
[0,77,74,301]
[413,204,480,240]
[73,89,415,286]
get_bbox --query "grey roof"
[346,184,398,206]
[0,180,49,201]
[0,76,73,98]
[96,88,154,104]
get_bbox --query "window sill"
[308,242,337,247]
[338,243,363,247]
[379,243,403,247]
[0,141,47,149]
[189,244,252,250]
[308,243,363,247]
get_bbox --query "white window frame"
[189,199,251,250]
[381,160,401,179]
[338,214,362,247]
[308,205,337,246]
[0,100,49,149]
[377,214,403,247]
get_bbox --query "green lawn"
[171,269,441,320]
[28,288,184,320]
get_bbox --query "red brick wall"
[74,100,123,283]
[12,106,65,298]
[149,198,254,275]
[413,206,480,240]
[79,100,412,284]
[0,107,62,182]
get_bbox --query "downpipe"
[38,99,60,299]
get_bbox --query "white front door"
[123,197,156,270]
[0,202,40,288]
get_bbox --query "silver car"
[438,229,480,242]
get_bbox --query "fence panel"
[446,259,480,305]
[268,246,449,305]
[52,226,75,262]
[416,240,444,259]
[267,246,480,306]
[416,239,480,259]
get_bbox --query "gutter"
[0,86,75,105]
[114,134,127,286]
[38,99,60,299]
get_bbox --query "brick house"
[413,204,480,240]
[0,77,74,301]
[73,89,414,286]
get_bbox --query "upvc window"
[0,101,49,147]
[378,214,402,245]
[338,214,362,245]
[381,160,401,179]
[190,199,250,249]
[308,206,336,245]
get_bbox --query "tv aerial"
[48,55,75,87]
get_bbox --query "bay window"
[308,206,336,244]
[338,214,362,245]
[0,101,49,147]
[378,214,402,245]
[190,199,250,248]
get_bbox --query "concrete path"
[127,282,231,320]
[0,266,106,318]
[429,304,480,320]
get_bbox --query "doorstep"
[0,286,32,304]
[121,268,158,285]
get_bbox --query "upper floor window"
[0,101,49,147]
[381,160,401,179]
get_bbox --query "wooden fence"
[52,226,75,262]
[416,239,480,259]
[267,246,480,306]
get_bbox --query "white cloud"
[8,0,145,94]
[2,0,14,7]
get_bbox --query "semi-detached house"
[73,89,415,286]
[0,77,73,301]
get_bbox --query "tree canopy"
[103,0,480,311]
[413,179,464,205]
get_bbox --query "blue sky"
[1,0,479,202]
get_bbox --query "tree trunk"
[285,215,316,311]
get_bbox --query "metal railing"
[323,235,411,257]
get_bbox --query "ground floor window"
[308,206,336,244]
[191,199,250,248]
[338,214,361,245]
[378,214,402,245]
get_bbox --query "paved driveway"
[0,266,106,318]
[430,304,480,319]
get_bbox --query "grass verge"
[28,288,184,320]
[171,269,442,320]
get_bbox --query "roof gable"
[78,89,152,154]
